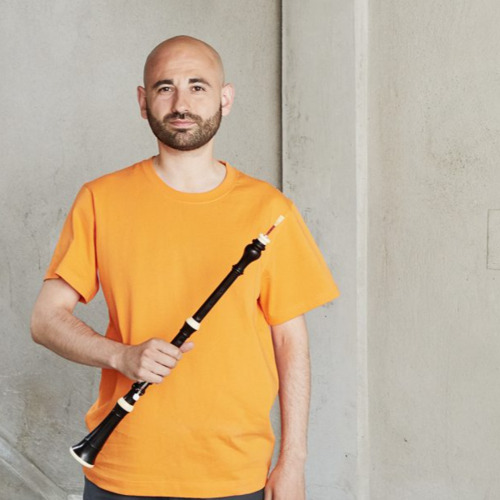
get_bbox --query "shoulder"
[230,164,294,213]
[82,158,150,195]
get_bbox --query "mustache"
[164,112,202,122]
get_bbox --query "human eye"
[191,85,206,92]
[158,85,173,93]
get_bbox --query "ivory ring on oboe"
[70,215,285,468]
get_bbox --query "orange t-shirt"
[45,158,339,497]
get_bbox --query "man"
[31,36,338,500]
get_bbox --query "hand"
[264,460,306,500]
[112,338,194,383]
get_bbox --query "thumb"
[180,341,194,353]
[264,486,272,500]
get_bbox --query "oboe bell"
[70,216,285,469]
[70,383,146,468]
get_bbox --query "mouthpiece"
[265,215,285,236]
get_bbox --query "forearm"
[31,304,123,370]
[31,278,190,383]
[272,315,311,464]
[266,315,310,499]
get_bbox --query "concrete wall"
[283,2,359,498]
[368,1,500,498]
[0,1,282,498]
[283,0,500,498]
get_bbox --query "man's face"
[138,40,233,152]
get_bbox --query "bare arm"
[30,278,193,383]
[265,314,310,500]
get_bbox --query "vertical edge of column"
[355,0,371,498]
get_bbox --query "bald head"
[137,35,235,148]
[143,36,225,89]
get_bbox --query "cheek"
[204,98,223,116]
[149,92,175,109]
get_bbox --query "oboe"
[70,216,285,468]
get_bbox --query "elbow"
[30,306,47,345]
[30,311,42,345]
[30,278,78,347]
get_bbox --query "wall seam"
[355,0,370,497]
[279,0,284,191]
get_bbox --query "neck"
[153,140,226,193]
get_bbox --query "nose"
[172,89,189,114]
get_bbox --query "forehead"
[144,43,223,88]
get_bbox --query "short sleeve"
[44,185,99,303]
[259,203,339,325]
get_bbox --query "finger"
[146,359,172,378]
[146,338,181,354]
[135,351,172,377]
[135,366,163,384]
[143,341,182,364]
[140,355,175,382]
[154,340,183,360]
[145,350,180,369]
[180,341,194,353]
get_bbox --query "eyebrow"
[152,78,212,89]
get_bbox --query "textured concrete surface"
[0,467,44,500]
[368,1,500,498]
[0,1,280,497]
[283,2,358,499]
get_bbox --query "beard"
[146,105,222,151]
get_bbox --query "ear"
[220,83,235,117]
[137,86,148,119]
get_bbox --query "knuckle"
[146,338,159,349]
[166,343,178,353]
